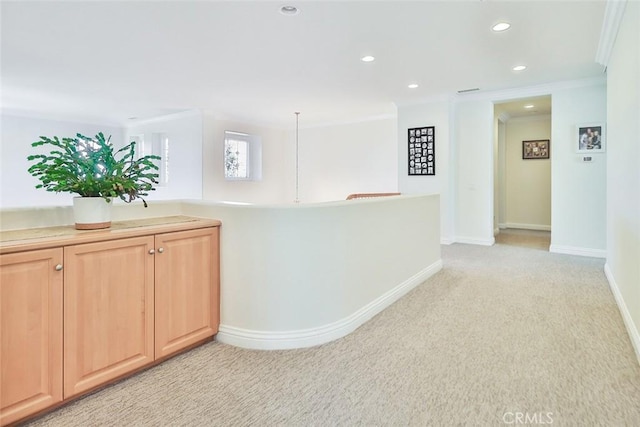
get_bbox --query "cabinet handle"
[149,249,155,255]
[55,264,63,271]
[157,247,164,253]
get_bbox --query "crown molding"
[452,76,606,103]
[203,109,291,131]
[596,0,628,68]
[298,113,397,130]
[391,77,606,110]
[124,109,201,128]
[0,108,123,128]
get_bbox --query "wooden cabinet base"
[0,217,220,427]
[10,336,215,427]
[0,249,63,427]
[63,236,155,399]
[155,228,220,358]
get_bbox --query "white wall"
[605,0,640,362]
[183,195,441,349]
[454,99,495,245]
[550,84,607,256]
[201,115,396,204]
[298,117,398,203]
[0,113,125,208]
[397,101,454,243]
[503,116,551,230]
[125,110,203,202]
[202,113,290,204]
[385,81,605,249]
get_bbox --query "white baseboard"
[455,236,495,246]
[604,263,640,366]
[440,237,455,245]
[549,244,606,258]
[216,260,443,350]
[500,222,551,231]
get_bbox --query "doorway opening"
[493,95,552,251]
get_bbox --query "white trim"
[212,110,398,131]
[455,236,495,246]
[0,108,123,128]
[549,244,606,258]
[216,260,443,350]
[203,109,290,131]
[125,109,201,127]
[595,0,628,67]
[440,237,455,245]
[395,77,605,111]
[501,223,551,232]
[604,263,640,366]
[299,113,397,130]
[455,76,606,103]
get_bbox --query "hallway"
[495,228,551,251]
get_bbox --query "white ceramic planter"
[73,197,113,230]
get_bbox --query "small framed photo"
[522,139,550,160]
[577,124,605,153]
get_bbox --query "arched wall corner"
[215,260,442,350]
[182,195,442,350]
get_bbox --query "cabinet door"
[63,236,154,398]
[1,249,63,426]
[155,227,219,358]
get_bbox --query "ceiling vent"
[457,88,480,94]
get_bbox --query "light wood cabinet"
[155,227,220,358]
[0,217,220,425]
[63,236,155,398]
[1,249,63,426]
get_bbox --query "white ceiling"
[1,1,606,128]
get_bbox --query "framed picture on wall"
[576,124,605,153]
[522,139,550,159]
[408,126,435,175]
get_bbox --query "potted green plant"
[27,132,161,230]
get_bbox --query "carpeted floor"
[25,243,640,426]
[494,228,551,251]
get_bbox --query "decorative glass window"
[127,133,169,186]
[150,133,169,186]
[224,131,261,181]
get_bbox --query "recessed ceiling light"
[408,83,419,89]
[361,55,375,62]
[492,22,511,32]
[524,104,534,109]
[512,65,527,71]
[280,5,299,15]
